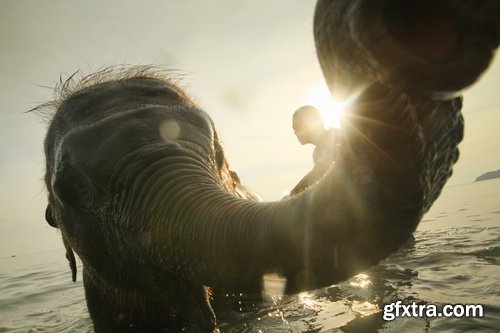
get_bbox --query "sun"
[303,85,346,129]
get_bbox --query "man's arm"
[289,163,329,196]
[289,129,340,197]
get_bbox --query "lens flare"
[303,85,344,129]
[159,120,181,141]
[262,273,286,301]
[303,84,360,129]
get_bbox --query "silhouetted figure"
[290,106,340,196]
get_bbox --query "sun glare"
[303,85,345,129]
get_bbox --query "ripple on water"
[0,254,91,333]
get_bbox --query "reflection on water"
[349,273,372,289]
[1,180,499,332]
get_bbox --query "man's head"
[292,105,325,145]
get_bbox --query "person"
[289,105,340,196]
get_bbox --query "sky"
[1,0,499,256]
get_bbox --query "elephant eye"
[52,162,93,207]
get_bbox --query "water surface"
[1,180,499,332]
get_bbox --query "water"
[1,180,499,332]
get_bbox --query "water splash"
[262,274,292,331]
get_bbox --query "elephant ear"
[44,205,57,228]
[63,236,77,282]
[45,204,76,281]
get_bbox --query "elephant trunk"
[109,138,297,292]
[314,0,500,100]
[108,87,463,294]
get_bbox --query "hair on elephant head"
[35,0,498,332]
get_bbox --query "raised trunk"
[108,85,462,296]
[314,0,499,100]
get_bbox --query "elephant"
[36,0,498,332]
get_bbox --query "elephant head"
[37,1,498,332]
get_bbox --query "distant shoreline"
[475,169,500,182]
